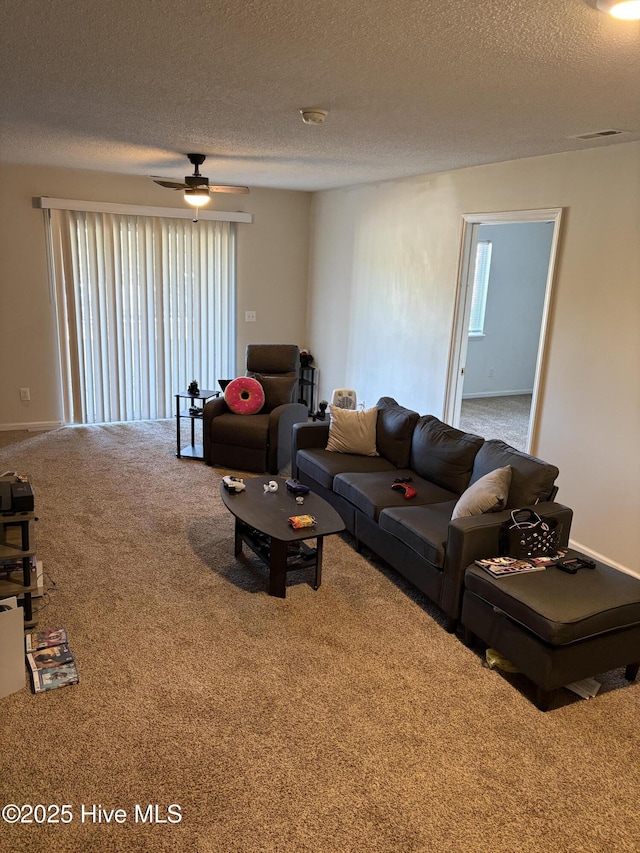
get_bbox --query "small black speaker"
[10,482,34,512]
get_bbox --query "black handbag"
[499,508,562,559]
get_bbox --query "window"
[47,209,236,424]
[468,240,492,336]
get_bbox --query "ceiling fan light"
[184,188,210,207]
[597,0,640,19]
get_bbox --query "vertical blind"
[468,240,492,336]
[48,209,235,424]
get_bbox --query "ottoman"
[461,560,640,710]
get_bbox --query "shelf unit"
[298,365,317,415]
[0,510,37,628]
[175,389,219,459]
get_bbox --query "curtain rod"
[34,197,253,224]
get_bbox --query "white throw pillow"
[451,466,512,520]
[325,406,379,456]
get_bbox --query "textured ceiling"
[1,0,639,191]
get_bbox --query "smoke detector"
[300,108,328,125]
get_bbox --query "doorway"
[445,209,563,453]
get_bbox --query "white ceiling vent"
[569,129,627,140]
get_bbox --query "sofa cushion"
[410,416,484,494]
[375,398,420,468]
[470,439,559,507]
[253,374,297,412]
[464,562,640,645]
[326,406,379,456]
[379,502,457,568]
[333,470,458,521]
[297,448,395,490]
[451,466,512,520]
[210,412,269,449]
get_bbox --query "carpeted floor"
[1,422,639,853]
[459,394,532,450]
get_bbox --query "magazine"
[476,557,546,577]
[25,627,68,652]
[475,550,568,578]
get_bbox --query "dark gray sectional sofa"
[292,397,573,630]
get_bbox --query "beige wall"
[2,147,638,572]
[307,142,640,574]
[0,163,310,426]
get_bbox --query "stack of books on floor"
[25,628,79,693]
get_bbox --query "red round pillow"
[224,377,265,415]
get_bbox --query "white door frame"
[444,208,564,453]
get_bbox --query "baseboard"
[462,390,533,400]
[0,421,63,432]
[569,539,639,579]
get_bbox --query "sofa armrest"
[291,421,330,477]
[440,501,574,627]
[202,397,229,461]
[268,403,309,474]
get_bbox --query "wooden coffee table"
[220,476,345,597]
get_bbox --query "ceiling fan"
[151,154,249,208]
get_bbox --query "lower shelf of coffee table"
[236,520,317,572]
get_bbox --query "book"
[25,627,68,652]
[27,644,74,670]
[29,661,80,694]
[25,627,79,693]
[475,557,547,577]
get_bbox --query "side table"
[298,365,316,416]
[175,390,219,459]
[0,507,37,628]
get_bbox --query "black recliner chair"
[203,344,308,473]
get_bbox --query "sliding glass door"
[48,209,235,423]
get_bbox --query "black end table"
[175,390,219,459]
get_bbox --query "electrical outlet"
[488,368,494,378]
[245,311,257,322]
[19,387,30,401]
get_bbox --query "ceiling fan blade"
[152,158,249,195]
[208,185,250,194]
[152,178,189,189]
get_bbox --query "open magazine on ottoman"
[475,552,567,578]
